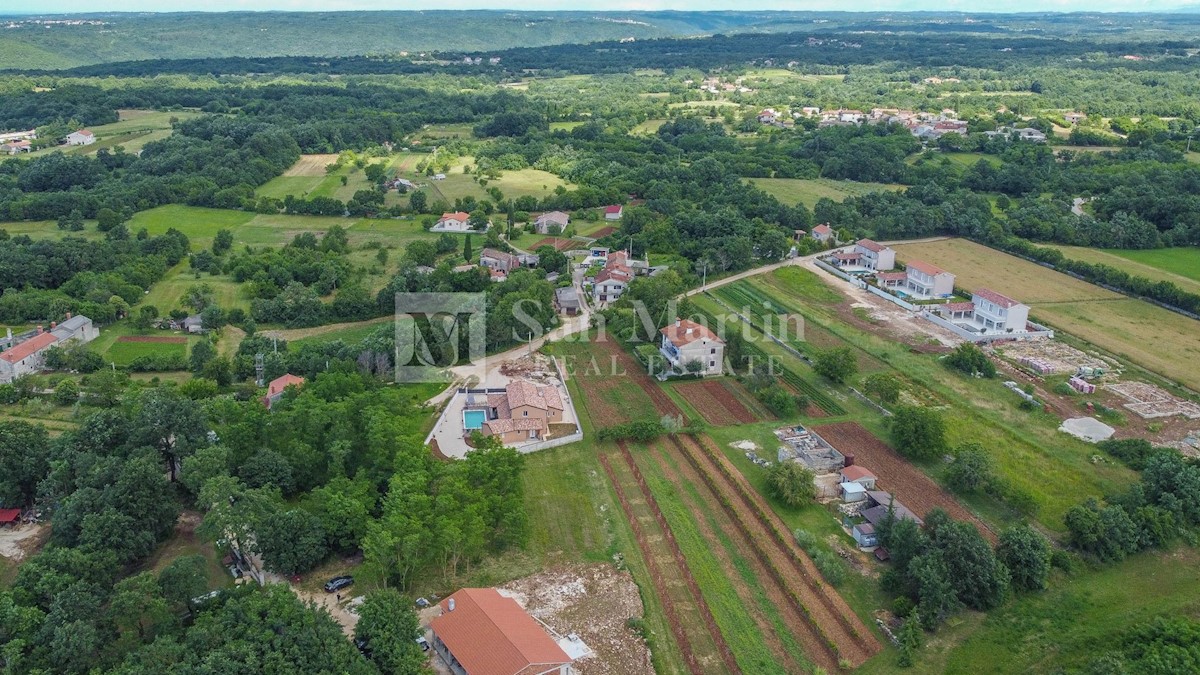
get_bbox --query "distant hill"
[5,10,1200,70]
[0,10,790,69]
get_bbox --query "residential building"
[181,315,204,334]
[471,380,565,444]
[970,288,1030,333]
[861,491,923,527]
[593,267,631,303]
[757,108,779,124]
[854,239,896,271]
[904,260,955,298]
[430,588,573,675]
[659,318,725,376]
[1064,112,1086,125]
[554,286,581,315]
[603,205,624,221]
[434,211,477,232]
[65,129,95,146]
[0,129,36,143]
[0,315,98,384]
[875,271,907,289]
[811,223,833,243]
[480,248,521,274]
[2,140,31,155]
[532,211,570,234]
[262,374,305,410]
[840,465,877,490]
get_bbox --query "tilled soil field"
[595,339,685,419]
[639,439,824,673]
[598,445,738,675]
[531,237,578,251]
[703,381,757,423]
[813,422,998,545]
[674,381,740,426]
[719,379,776,421]
[673,434,882,668]
[499,564,653,675]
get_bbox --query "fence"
[516,431,584,453]
[849,387,893,416]
[921,310,1055,343]
[862,283,921,312]
[813,259,867,287]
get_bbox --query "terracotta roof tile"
[431,588,571,675]
[973,288,1022,309]
[266,374,305,397]
[856,238,887,253]
[841,465,877,482]
[0,332,58,364]
[661,319,722,347]
[905,259,948,277]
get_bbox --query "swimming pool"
[463,409,487,430]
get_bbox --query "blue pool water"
[463,410,487,430]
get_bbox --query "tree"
[463,234,473,263]
[109,572,173,647]
[355,589,428,675]
[863,372,902,404]
[926,512,1009,610]
[52,379,78,406]
[897,609,924,667]
[534,246,568,274]
[409,190,427,213]
[57,209,85,232]
[212,228,234,255]
[157,554,209,612]
[257,509,328,576]
[129,388,208,481]
[239,449,296,495]
[996,525,1051,592]
[766,461,817,507]
[909,552,960,630]
[684,359,704,375]
[943,443,993,493]
[813,346,857,384]
[890,406,947,460]
[180,444,232,497]
[134,305,158,330]
[97,207,124,232]
[944,343,996,378]
[190,339,216,373]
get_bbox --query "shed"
[841,481,867,503]
[0,508,20,527]
[852,522,877,548]
[840,465,877,489]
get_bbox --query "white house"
[757,108,779,124]
[853,239,895,271]
[0,314,98,384]
[811,224,834,243]
[840,464,878,489]
[603,205,624,221]
[65,130,95,146]
[2,140,31,155]
[659,318,725,376]
[904,260,956,298]
[970,288,1030,333]
[593,267,631,303]
[433,211,487,233]
[532,210,570,234]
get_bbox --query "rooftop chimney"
[65,312,72,319]
[675,317,681,327]
[50,321,56,330]
[448,598,456,612]
[36,325,43,335]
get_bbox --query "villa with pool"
[462,379,566,443]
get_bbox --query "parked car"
[416,636,430,652]
[323,575,353,593]
[415,597,431,608]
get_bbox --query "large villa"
[462,380,565,443]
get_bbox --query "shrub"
[943,444,994,493]
[890,406,947,460]
[944,343,996,378]
[766,462,816,507]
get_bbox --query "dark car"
[323,575,354,593]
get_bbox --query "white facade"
[972,291,1030,332]
[65,130,95,146]
[853,240,895,271]
[659,320,725,376]
[905,263,955,298]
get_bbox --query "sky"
[4,1,1197,13]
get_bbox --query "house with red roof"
[0,315,98,384]
[904,259,955,297]
[468,379,565,444]
[660,318,725,376]
[853,239,895,271]
[970,288,1030,333]
[434,211,487,233]
[603,205,623,221]
[262,373,305,410]
[66,129,95,146]
[431,588,574,675]
[810,223,834,243]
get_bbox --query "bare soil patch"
[0,523,48,562]
[590,226,617,238]
[675,381,739,426]
[813,422,997,545]
[499,564,653,675]
[283,154,340,177]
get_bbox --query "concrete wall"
[921,310,1055,343]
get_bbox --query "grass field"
[1047,245,1200,296]
[139,266,251,313]
[893,238,1200,391]
[631,119,668,135]
[28,109,204,158]
[418,156,572,205]
[257,154,381,202]
[747,177,905,208]
[860,546,1200,674]
[104,338,187,366]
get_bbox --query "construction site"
[1107,382,1200,420]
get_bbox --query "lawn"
[257,154,381,202]
[138,266,251,313]
[1046,245,1200,296]
[893,238,1200,391]
[419,156,571,204]
[747,177,905,208]
[27,109,204,158]
[631,119,667,135]
[104,338,188,366]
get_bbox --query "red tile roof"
[431,588,571,675]
[76,129,94,137]
[266,374,305,397]
[973,288,1021,308]
[856,238,887,253]
[905,259,948,277]
[812,224,832,234]
[0,508,20,524]
[483,417,546,434]
[876,271,907,282]
[661,319,722,347]
[841,465,877,482]
[506,380,563,411]
[833,252,861,261]
[440,211,471,222]
[941,301,975,313]
[595,267,632,284]
[0,332,58,364]
[604,205,623,215]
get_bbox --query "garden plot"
[1106,382,1200,420]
